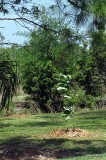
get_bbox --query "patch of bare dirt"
[0,156,54,160]
[0,145,87,160]
[7,114,29,118]
[0,146,56,160]
[49,128,97,139]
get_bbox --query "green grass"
[59,153,106,160]
[0,109,106,160]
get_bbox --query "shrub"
[22,61,62,112]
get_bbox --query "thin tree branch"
[0,42,28,47]
[0,17,86,39]
[0,17,56,32]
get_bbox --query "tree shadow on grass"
[0,136,106,160]
[79,110,106,120]
[0,120,66,130]
[16,121,66,128]
[0,123,12,128]
[78,124,106,130]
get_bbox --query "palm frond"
[0,60,17,110]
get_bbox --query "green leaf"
[63,109,71,115]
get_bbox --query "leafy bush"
[22,61,62,112]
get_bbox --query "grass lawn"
[0,109,106,160]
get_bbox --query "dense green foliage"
[23,60,62,112]
[19,15,106,112]
[1,17,105,112]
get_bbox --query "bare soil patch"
[0,145,87,160]
[0,146,56,160]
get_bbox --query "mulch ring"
[49,128,99,139]
[7,114,29,118]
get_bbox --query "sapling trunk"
[72,112,75,132]
[71,106,76,132]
